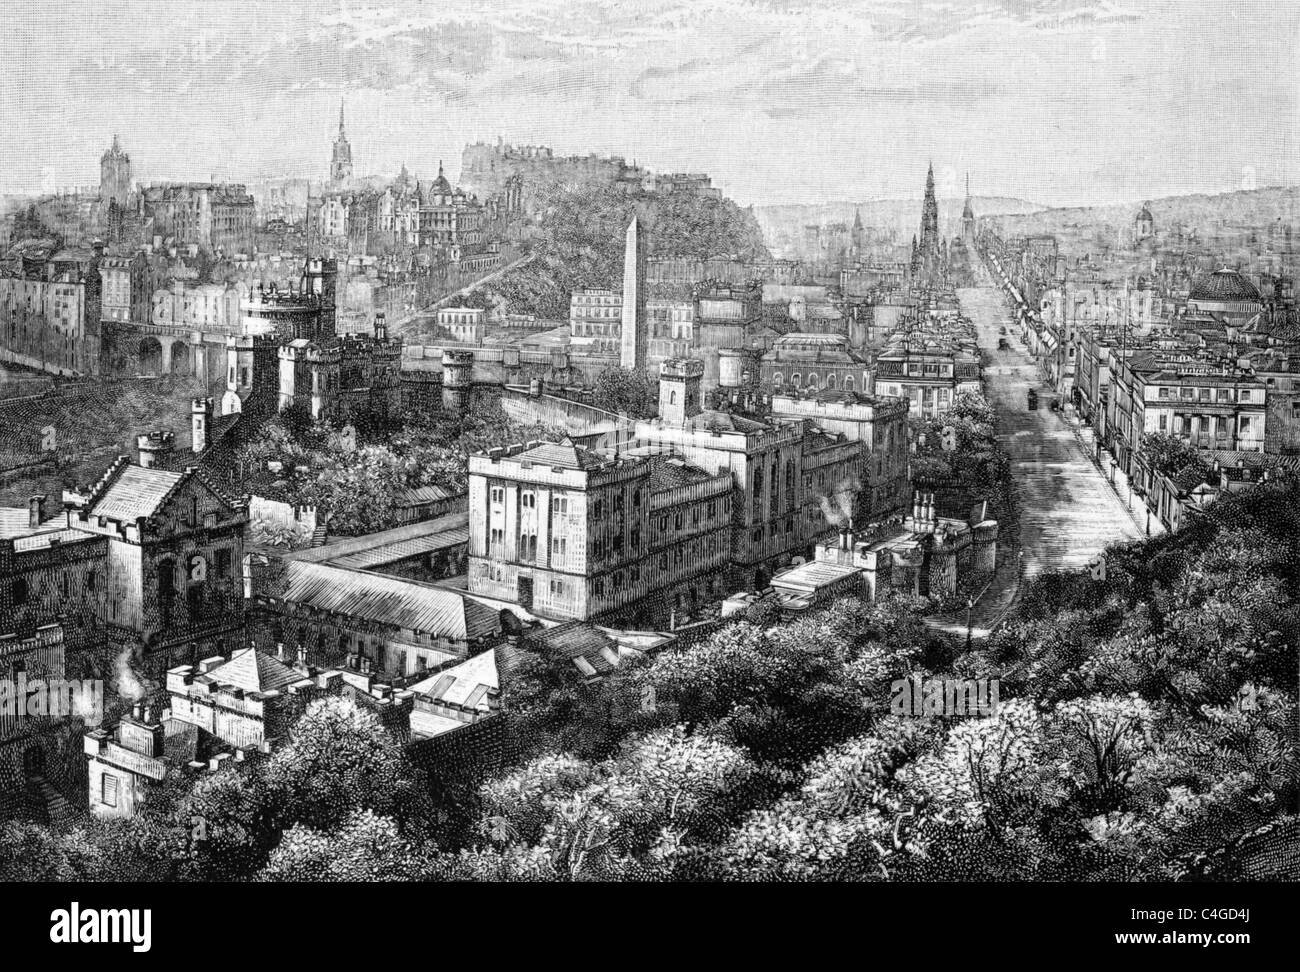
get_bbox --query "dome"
[1189,268,1260,303]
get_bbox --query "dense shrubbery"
[234,395,563,535]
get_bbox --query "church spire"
[338,100,346,136]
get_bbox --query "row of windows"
[490,486,573,515]
[1155,385,1257,403]
[771,371,865,392]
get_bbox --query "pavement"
[925,272,1143,640]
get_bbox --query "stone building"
[873,334,982,416]
[276,313,403,426]
[760,332,873,394]
[468,356,877,623]
[0,243,103,376]
[139,183,256,255]
[569,289,622,353]
[773,490,998,603]
[466,438,734,624]
[61,456,249,677]
[768,389,910,517]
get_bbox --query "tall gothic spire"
[338,100,346,136]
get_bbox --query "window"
[101,773,118,808]
[490,527,505,548]
[551,537,567,557]
[12,578,29,606]
[490,486,505,505]
[521,534,538,562]
[549,578,565,596]
[521,491,536,509]
[1158,386,1170,398]
[631,564,641,582]
[214,548,231,578]
[632,489,642,509]
[593,499,603,519]
[674,511,683,530]
[552,495,569,514]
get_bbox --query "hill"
[755,196,1046,258]
[464,180,770,320]
[985,185,1300,254]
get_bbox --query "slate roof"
[0,509,62,539]
[200,648,308,695]
[517,438,608,470]
[649,458,717,492]
[277,561,499,642]
[89,465,183,521]
[408,648,498,706]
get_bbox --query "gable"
[155,471,244,529]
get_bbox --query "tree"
[591,367,656,418]
[258,810,438,882]
[264,696,424,833]
[1140,432,1209,479]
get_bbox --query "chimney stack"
[191,398,214,453]
[27,494,46,529]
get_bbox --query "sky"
[1,0,1298,208]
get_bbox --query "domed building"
[1186,267,1263,320]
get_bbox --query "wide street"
[958,278,1142,583]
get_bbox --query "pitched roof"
[89,465,183,521]
[518,438,608,470]
[408,648,498,705]
[202,648,307,694]
[277,561,499,642]
[649,457,716,492]
[0,509,62,539]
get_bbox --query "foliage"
[590,367,656,418]
[1140,431,1210,481]
[465,182,770,319]
[234,394,563,535]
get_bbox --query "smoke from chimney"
[115,646,148,703]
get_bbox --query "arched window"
[843,375,854,392]
[807,372,818,388]
[670,390,677,405]
[825,374,837,390]
[773,372,783,387]
[791,373,801,388]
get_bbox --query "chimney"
[27,494,46,529]
[119,706,165,758]
[191,397,214,453]
[374,312,387,341]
